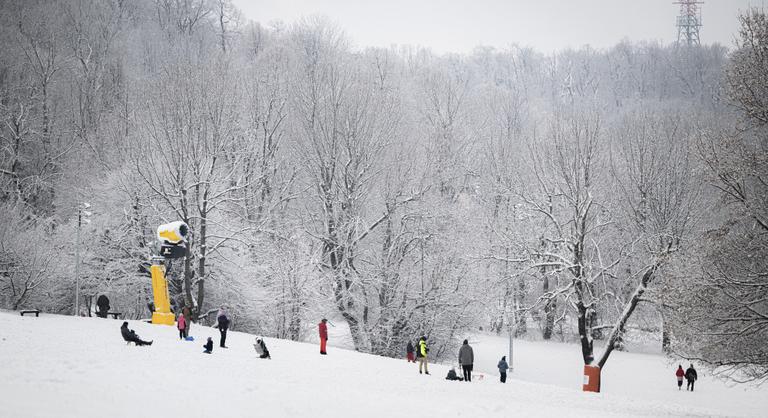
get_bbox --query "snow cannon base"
[151,311,175,326]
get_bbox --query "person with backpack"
[253,337,271,359]
[120,322,152,346]
[406,340,415,363]
[498,356,509,383]
[203,337,213,354]
[177,312,187,340]
[458,339,474,382]
[418,336,429,375]
[217,307,229,348]
[319,318,328,355]
[685,364,698,391]
[675,365,685,390]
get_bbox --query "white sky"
[232,0,767,53]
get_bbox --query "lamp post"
[509,308,516,373]
[74,202,91,316]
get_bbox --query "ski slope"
[0,311,764,418]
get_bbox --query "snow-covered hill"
[0,311,764,418]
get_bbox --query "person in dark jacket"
[675,365,685,390]
[458,339,474,382]
[685,364,698,391]
[203,337,213,354]
[445,367,463,381]
[120,322,152,346]
[96,295,110,318]
[498,356,509,383]
[254,337,270,359]
[406,341,415,363]
[217,307,229,348]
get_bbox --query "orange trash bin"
[583,365,601,392]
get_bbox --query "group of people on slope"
[195,306,230,354]
[120,306,269,358]
[202,307,270,356]
[123,315,704,390]
[675,364,698,391]
[406,336,431,374]
[441,339,508,383]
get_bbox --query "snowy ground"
[0,311,765,418]
[468,334,768,418]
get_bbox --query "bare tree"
[132,45,250,316]
[289,20,427,351]
[0,203,58,310]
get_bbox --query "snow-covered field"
[1,311,765,418]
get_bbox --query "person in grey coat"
[498,356,509,383]
[458,339,474,382]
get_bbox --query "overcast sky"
[232,0,767,53]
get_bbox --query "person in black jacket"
[96,295,110,318]
[685,364,698,391]
[216,307,229,348]
[203,337,213,354]
[120,322,152,346]
[406,341,415,363]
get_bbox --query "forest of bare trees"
[0,0,765,384]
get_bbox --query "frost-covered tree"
[672,9,768,384]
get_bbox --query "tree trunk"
[576,296,595,365]
[661,313,671,353]
[597,265,657,369]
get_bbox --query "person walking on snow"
[685,364,698,391]
[418,336,429,375]
[458,339,474,382]
[675,365,685,390]
[406,340,415,363]
[203,337,213,354]
[319,318,328,355]
[177,312,187,340]
[217,307,229,348]
[498,356,509,383]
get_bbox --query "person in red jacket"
[319,318,328,355]
[675,364,685,390]
[177,312,187,340]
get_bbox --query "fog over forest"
[0,0,766,385]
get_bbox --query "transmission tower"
[674,1,703,46]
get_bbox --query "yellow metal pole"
[150,261,175,325]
